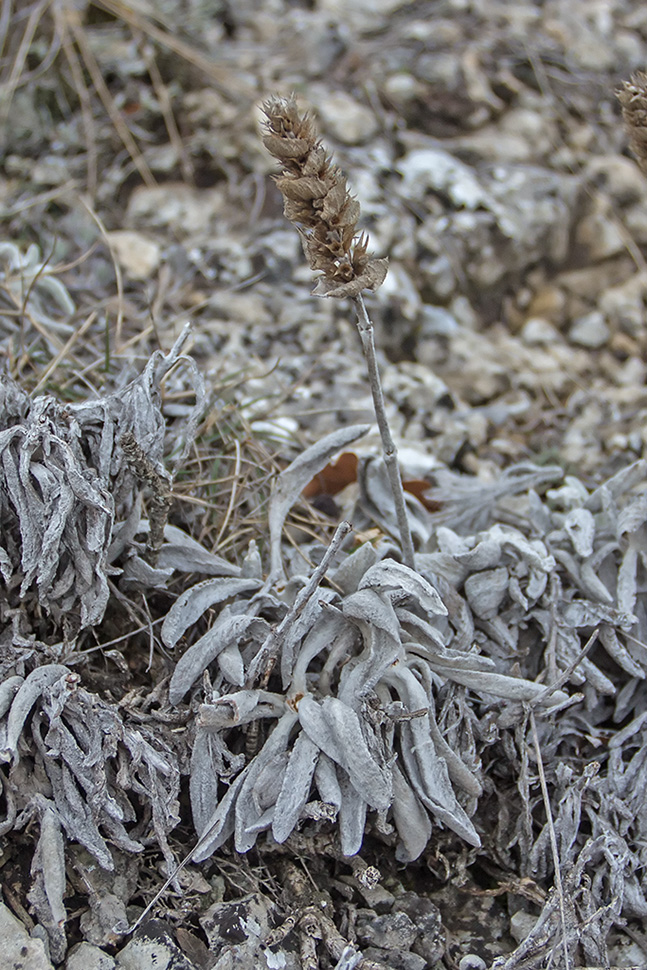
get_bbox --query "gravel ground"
[3,2,647,969]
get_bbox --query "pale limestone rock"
[568,310,610,349]
[316,91,379,145]
[106,231,161,281]
[0,899,54,970]
[66,942,116,970]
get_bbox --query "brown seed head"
[617,73,647,175]
[261,95,388,298]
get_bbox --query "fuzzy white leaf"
[169,615,269,705]
[217,643,245,686]
[563,507,595,557]
[234,713,298,851]
[332,543,378,595]
[342,587,401,641]
[272,732,320,843]
[392,762,432,862]
[268,425,369,579]
[298,696,391,810]
[192,766,250,862]
[290,606,349,696]
[4,665,69,763]
[314,753,342,812]
[162,576,262,648]
[464,567,508,620]
[360,558,447,616]
[387,665,480,847]
[0,675,23,720]
[338,768,367,856]
[38,805,67,927]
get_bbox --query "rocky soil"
[3,1,647,969]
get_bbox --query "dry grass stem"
[530,711,573,970]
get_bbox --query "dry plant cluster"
[3,5,647,967]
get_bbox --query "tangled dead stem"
[4,3,647,970]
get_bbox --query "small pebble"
[568,310,609,348]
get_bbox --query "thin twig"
[530,628,598,709]
[246,519,352,687]
[353,293,415,568]
[529,710,573,970]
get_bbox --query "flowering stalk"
[261,95,415,568]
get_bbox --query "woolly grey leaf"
[0,675,23,720]
[280,592,324,689]
[617,493,647,537]
[331,543,378,595]
[107,495,142,564]
[0,545,12,581]
[314,752,342,813]
[169,615,269,705]
[37,803,67,928]
[26,800,67,962]
[395,607,446,652]
[120,556,173,588]
[399,717,480,848]
[217,643,245,686]
[190,731,227,834]
[526,566,549,601]
[426,656,570,706]
[241,539,262,579]
[192,765,251,863]
[617,537,639,616]
[360,558,447,616]
[234,713,298,852]
[342,587,401,641]
[162,577,262,649]
[272,732,320,843]
[387,665,480,847]
[454,536,502,570]
[490,524,554,573]
[156,536,241,576]
[48,760,114,870]
[337,768,367,856]
[268,424,369,579]
[561,600,635,630]
[391,762,432,862]
[464,567,509,620]
[579,560,614,605]
[337,624,402,708]
[290,605,350,697]
[579,657,616,695]
[298,695,391,810]
[585,459,647,512]
[563,507,595,557]
[4,665,70,763]
[424,707,482,798]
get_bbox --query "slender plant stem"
[246,519,353,688]
[353,293,415,569]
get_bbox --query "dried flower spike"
[617,72,647,175]
[262,95,388,298]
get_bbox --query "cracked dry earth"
[4,1,647,969]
